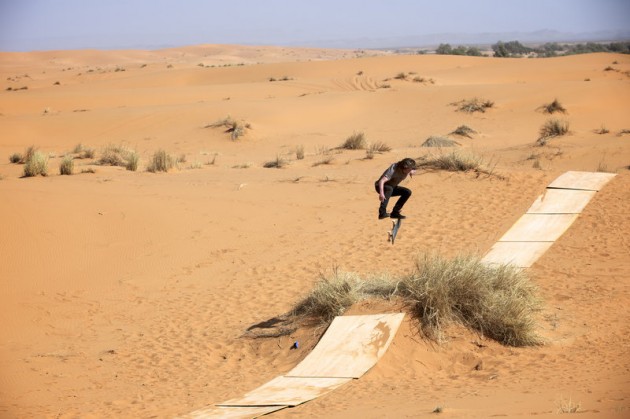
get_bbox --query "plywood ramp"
[547,171,617,191]
[481,241,554,268]
[498,213,579,242]
[180,405,285,419]
[482,171,615,267]
[526,189,596,214]
[217,376,352,407]
[180,313,404,418]
[286,313,405,378]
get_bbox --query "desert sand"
[0,44,629,418]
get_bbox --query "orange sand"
[0,45,629,418]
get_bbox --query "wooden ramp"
[482,171,615,268]
[181,313,404,418]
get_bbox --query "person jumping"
[374,157,416,219]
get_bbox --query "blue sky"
[1,0,629,51]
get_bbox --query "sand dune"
[0,45,629,418]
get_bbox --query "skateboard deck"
[387,219,402,244]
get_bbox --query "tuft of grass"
[23,150,49,177]
[313,155,335,166]
[595,125,610,135]
[98,144,129,166]
[59,155,74,175]
[341,132,367,150]
[617,129,630,136]
[9,153,22,163]
[296,145,305,160]
[399,253,543,346]
[263,155,288,169]
[450,125,477,138]
[147,149,175,173]
[539,98,567,114]
[557,397,581,414]
[206,115,251,140]
[125,150,139,171]
[291,269,364,325]
[452,98,494,113]
[537,119,570,146]
[22,146,36,164]
[421,136,461,147]
[417,151,485,173]
[366,141,391,159]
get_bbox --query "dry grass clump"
[366,141,392,159]
[59,155,74,175]
[399,253,542,346]
[416,150,488,174]
[421,136,461,147]
[286,253,542,347]
[98,144,137,167]
[452,97,494,113]
[537,119,570,146]
[147,149,175,173]
[539,98,567,114]
[23,150,49,177]
[263,155,289,168]
[450,125,477,138]
[207,115,251,140]
[340,132,367,150]
[9,153,22,163]
[291,270,364,324]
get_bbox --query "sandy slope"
[0,45,629,418]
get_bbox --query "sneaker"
[390,212,406,219]
[378,212,390,220]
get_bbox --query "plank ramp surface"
[286,313,405,378]
[482,171,615,267]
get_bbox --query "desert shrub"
[9,153,22,163]
[263,155,288,168]
[286,253,542,346]
[22,146,36,164]
[313,155,335,167]
[417,150,483,172]
[59,155,74,175]
[366,141,391,158]
[450,125,477,138]
[72,143,84,154]
[617,129,630,136]
[421,136,460,147]
[290,269,364,324]
[394,72,408,80]
[341,132,367,150]
[207,115,251,140]
[147,149,175,173]
[23,151,48,177]
[98,144,127,166]
[296,145,305,160]
[452,98,494,113]
[399,253,542,346]
[125,151,139,171]
[595,125,610,135]
[412,76,435,84]
[537,119,570,145]
[539,98,566,114]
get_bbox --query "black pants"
[375,182,411,215]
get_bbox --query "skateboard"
[388,218,402,244]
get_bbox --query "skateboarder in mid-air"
[375,158,416,220]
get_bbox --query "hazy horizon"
[1,0,629,52]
